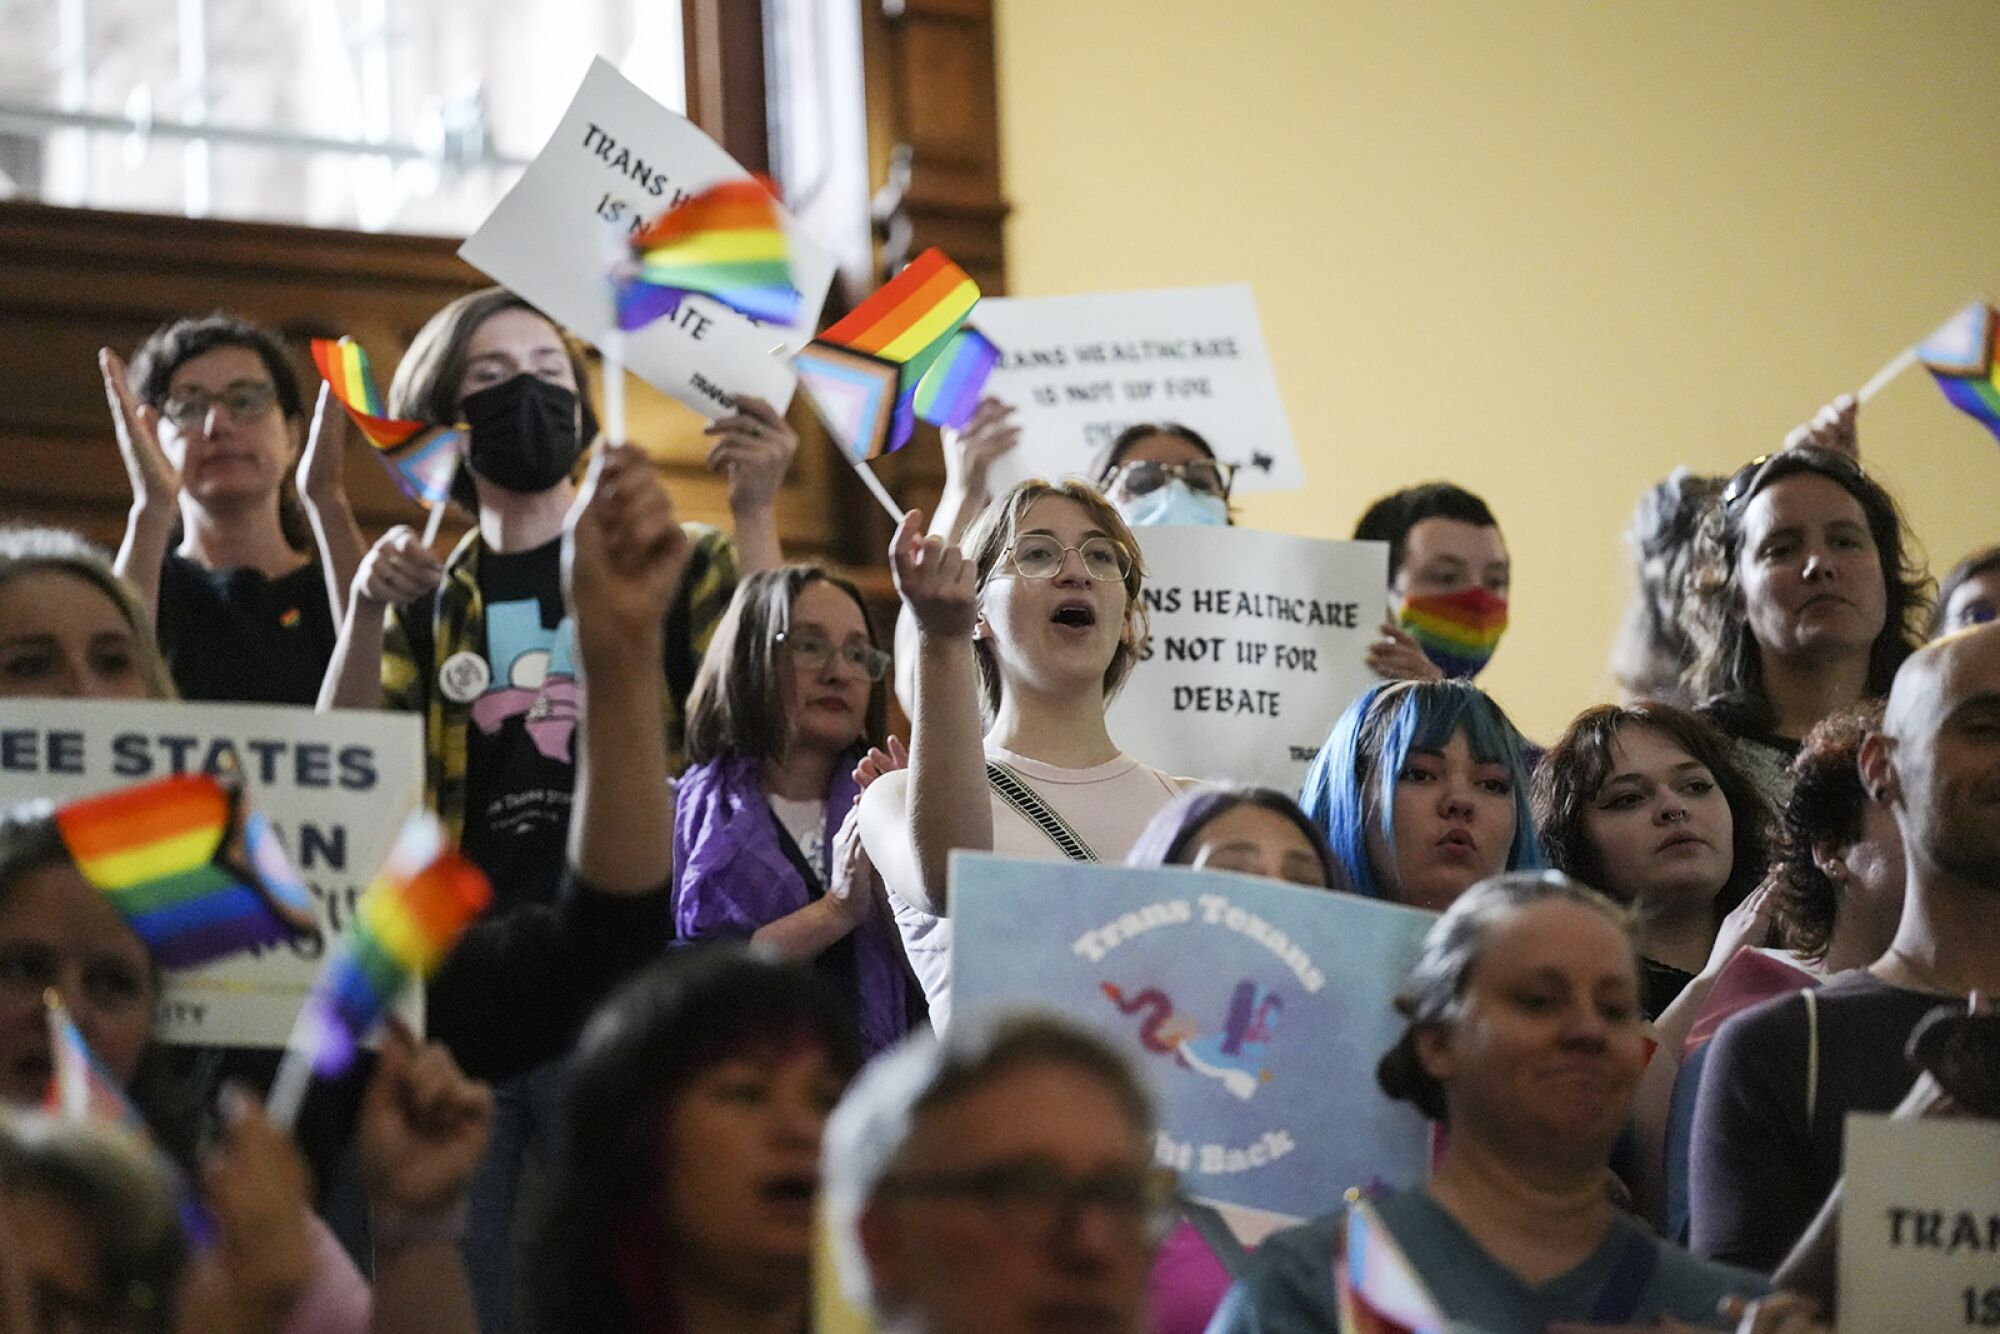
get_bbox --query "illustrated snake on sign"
[1101,979,1282,1102]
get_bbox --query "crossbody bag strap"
[985,760,1099,863]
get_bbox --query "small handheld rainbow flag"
[795,248,996,462]
[1916,301,2000,444]
[310,337,464,507]
[54,774,318,970]
[1336,1198,1450,1334]
[615,178,802,331]
[293,812,491,1078]
[911,328,1002,433]
[45,991,219,1245]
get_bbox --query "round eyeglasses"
[1003,534,1132,582]
[775,631,891,681]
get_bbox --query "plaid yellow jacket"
[381,523,738,839]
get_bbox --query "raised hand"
[890,508,978,639]
[98,347,180,511]
[705,394,799,514]
[1783,393,1858,459]
[853,735,909,796]
[353,526,446,610]
[941,396,1021,492]
[296,382,352,508]
[359,1019,493,1217]
[201,1088,313,1333]
[1366,617,1445,683]
[563,442,694,653]
[825,806,876,928]
[1701,875,1779,977]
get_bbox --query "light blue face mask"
[1118,479,1230,528]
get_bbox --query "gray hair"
[0,1110,187,1332]
[1375,871,1638,1121]
[821,1011,1154,1314]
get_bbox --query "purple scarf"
[673,750,908,1054]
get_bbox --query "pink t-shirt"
[889,745,1183,1031]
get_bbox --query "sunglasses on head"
[1720,446,1869,517]
[1109,458,1234,499]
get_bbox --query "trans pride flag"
[1916,301,2000,444]
[43,991,146,1134]
[794,249,1000,462]
[54,773,317,969]
[1337,1198,1450,1334]
[614,178,802,331]
[311,337,464,507]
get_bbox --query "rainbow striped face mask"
[1397,587,1509,679]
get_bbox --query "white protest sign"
[0,700,423,1047]
[974,285,1305,495]
[1839,1113,2000,1333]
[1107,528,1385,789]
[459,56,837,416]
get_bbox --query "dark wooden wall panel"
[0,0,1009,654]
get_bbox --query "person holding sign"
[0,526,175,701]
[104,316,364,706]
[1094,423,1234,529]
[1689,621,2000,1274]
[674,565,912,1056]
[860,479,1184,1031]
[1300,680,1541,911]
[1354,483,1511,685]
[1122,784,1337,1334]
[321,286,780,938]
[1682,446,1930,811]
[1209,872,1814,1334]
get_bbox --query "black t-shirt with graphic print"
[458,537,576,916]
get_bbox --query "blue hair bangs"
[1302,681,1541,903]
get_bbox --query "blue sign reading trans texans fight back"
[950,853,1436,1222]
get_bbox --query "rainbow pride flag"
[1336,1199,1450,1334]
[54,774,318,970]
[1916,301,2000,443]
[911,328,1001,433]
[310,337,464,507]
[796,248,992,461]
[616,178,802,330]
[296,812,491,1076]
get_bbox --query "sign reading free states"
[0,701,424,1047]
[460,57,838,417]
[951,854,1435,1221]
[1840,1114,2000,1333]
[1108,527,1387,791]
[973,285,1307,495]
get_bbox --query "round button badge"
[438,651,491,703]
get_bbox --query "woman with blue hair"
[1300,680,1540,911]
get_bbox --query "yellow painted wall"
[993,1,2000,741]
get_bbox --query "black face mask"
[462,374,584,494]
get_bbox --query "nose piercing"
[1662,808,1688,823]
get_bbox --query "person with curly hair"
[1680,447,1932,811]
